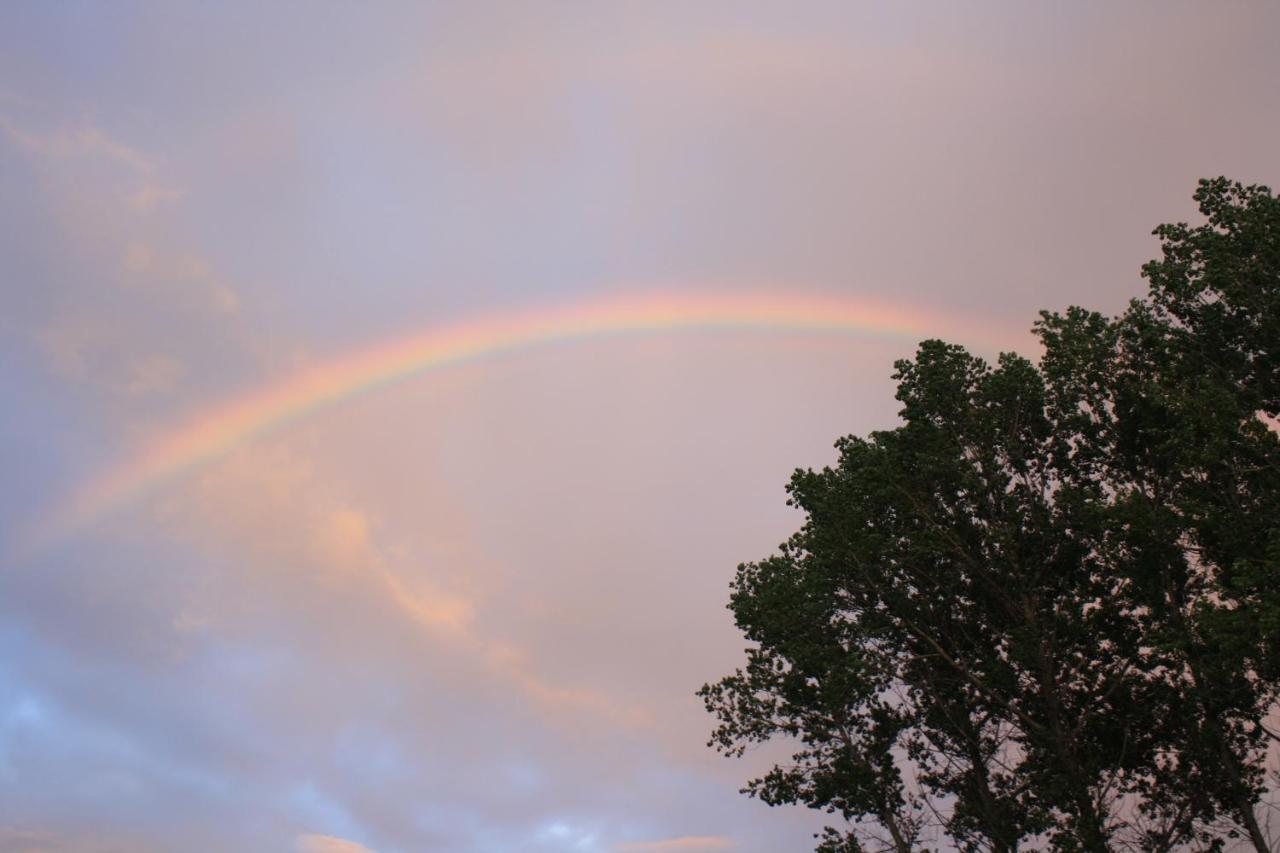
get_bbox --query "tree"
[700,179,1280,851]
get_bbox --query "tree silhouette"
[701,179,1280,851]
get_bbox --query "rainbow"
[29,290,1012,549]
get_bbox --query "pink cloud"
[161,441,650,727]
[0,117,154,173]
[295,834,376,853]
[616,836,737,852]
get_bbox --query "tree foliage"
[700,179,1280,851]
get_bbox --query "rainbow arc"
[29,290,1011,549]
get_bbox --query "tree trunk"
[882,811,912,853]
[1217,735,1270,852]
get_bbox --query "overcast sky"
[2,4,1279,852]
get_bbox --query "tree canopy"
[700,178,1280,851]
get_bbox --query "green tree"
[701,179,1280,851]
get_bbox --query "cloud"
[315,508,374,569]
[127,184,186,212]
[0,826,166,853]
[118,355,186,397]
[5,4,1277,852]
[165,439,647,727]
[34,324,187,400]
[0,117,154,174]
[1,114,248,417]
[295,834,376,853]
[118,242,241,316]
[0,827,60,853]
[615,837,736,852]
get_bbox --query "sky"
[1,3,1278,852]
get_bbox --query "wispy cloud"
[164,441,652,729]
[0,117,154,173]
